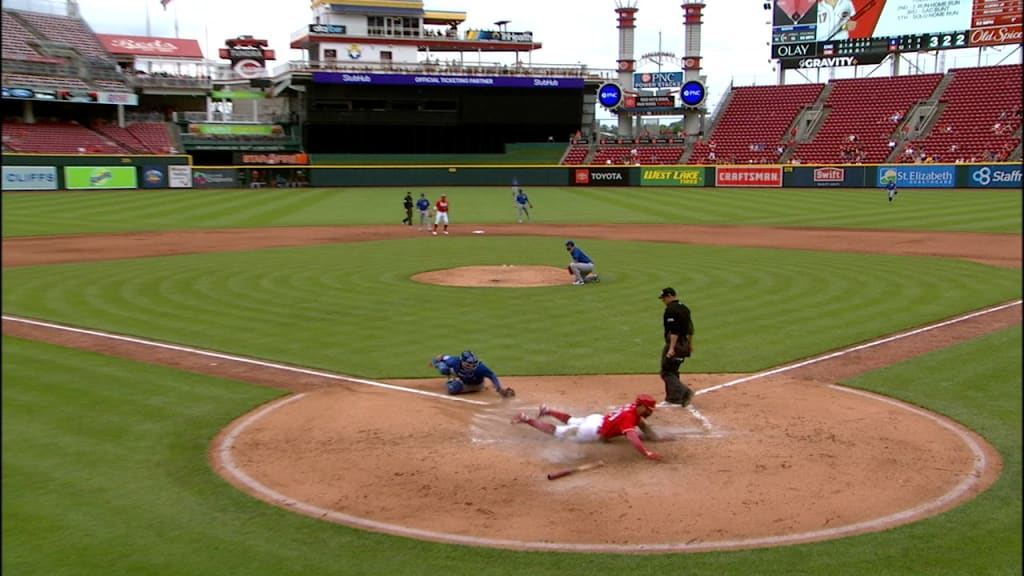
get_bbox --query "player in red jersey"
[511,394,662,460]
[431,193,450,235]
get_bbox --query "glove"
[567,265,573,276]
[498,387,515,398]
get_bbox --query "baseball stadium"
[2,0,1021,574]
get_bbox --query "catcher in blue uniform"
[429,350,515,398]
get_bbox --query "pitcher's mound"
[413,265,568,287]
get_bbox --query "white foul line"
[697,299,1022,397]
[0,315,488,406]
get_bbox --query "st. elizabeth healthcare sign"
[876,165,955,188]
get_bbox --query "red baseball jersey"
[598,403,642,439]
[435,198,449,213]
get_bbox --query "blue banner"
[312,72,584,89]
[876,165,956,188]
[966,164,1023,188]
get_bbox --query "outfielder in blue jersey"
[886,180,898,203]
[429,350,514,398]
[513,186,533,223]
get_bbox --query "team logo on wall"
[233,59,266,78]
[348,44,362,59]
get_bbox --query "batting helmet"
[460,350,479,368]
[635,393,657,410]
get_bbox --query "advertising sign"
[312,72,584,89]
[140,166,166,188]
[623,95,675,108]
[633,71,684,89]
[966,164,1022,188]
[715,166,783,187]
[781,165,867,187]
[64,167,138,190]
[569,168,630,186]
[168,165,193,188]
[237,152,309,165]
[189,124,280,135]
[192,169,237,188]
[97,92,139,106]
[97,35,205,59]
[2,166,58,191]
[309,23,347,34]
[877,165,955,188]
[640,167,706,187]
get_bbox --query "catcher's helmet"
[635,393,657,410]
[460,350,479,368]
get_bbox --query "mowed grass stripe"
[3,238,1018,376]
[3,186,1020,236]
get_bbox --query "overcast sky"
[10,0,1018,119]
[64,0,781,114]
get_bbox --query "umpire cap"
[658,287,676,299]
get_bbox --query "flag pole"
[174,0,180,39]
[146,0,151,36]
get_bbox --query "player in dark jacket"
[659,287,695,406]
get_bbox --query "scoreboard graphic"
[771,0,1022,67]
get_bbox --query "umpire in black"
[659,287,694,406]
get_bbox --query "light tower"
[681,0,706,137]
[614,0,639,137]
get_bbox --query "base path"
[3,224,1020,552]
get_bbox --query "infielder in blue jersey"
[429,350,514,398]
[565,240,600,285]
[886,180,898,203]
[415,193,431,229]
[513,185,533,223]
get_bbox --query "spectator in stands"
[889,111,903,123]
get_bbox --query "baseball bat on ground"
[546,460,605,481]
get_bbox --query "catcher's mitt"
[498,387,516,398]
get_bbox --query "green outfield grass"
[2,186,1021,575]
[2,186,1021,236]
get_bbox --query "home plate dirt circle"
[212,372,1001,553]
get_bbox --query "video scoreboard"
[771,0,1021,68]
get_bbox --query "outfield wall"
[2,155,1020,191]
